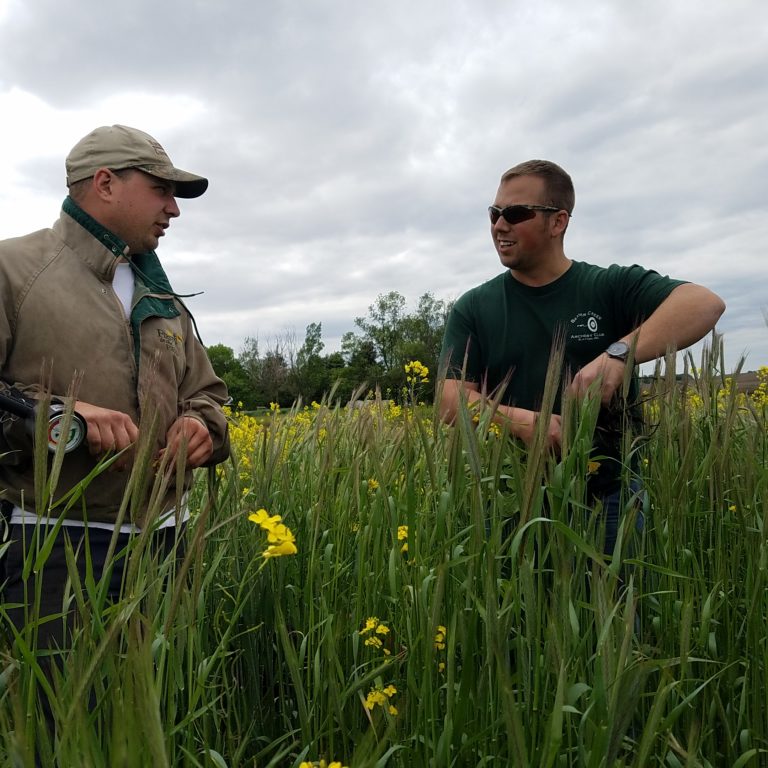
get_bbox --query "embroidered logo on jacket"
[157,328,183,351]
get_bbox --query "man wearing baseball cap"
[0,125,230,713]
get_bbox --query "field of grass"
[1,352,767,767]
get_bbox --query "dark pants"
[599,479,645,556]
[0,517,185,757]
[2,521,184,649]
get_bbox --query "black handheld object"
[0,391,87,453]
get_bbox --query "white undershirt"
[8,262,188,531]
[112,261,134,318]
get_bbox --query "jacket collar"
[57,198,176,297]
[56,197,129,280]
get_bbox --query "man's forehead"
[495,174,545,201]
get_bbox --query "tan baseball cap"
[65,124,208,198]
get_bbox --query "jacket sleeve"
[177,314,231,466]
[0,258,37,461]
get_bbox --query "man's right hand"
[512,409,562,452]
[74,401,139,469]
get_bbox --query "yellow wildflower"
[398,524,409,553]
[248,508,282,529]
[587,460,601,475]
[367,478,379,492]
[248,508,297,557]
[404,360,429,384]
[264,539,298,558]
[365,683,398,713]
[360,617,392,655]
[434,625,446,651]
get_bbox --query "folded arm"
[571,282,726,403]
[439,378,562,450]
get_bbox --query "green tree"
[292,322,328,402]
[354,291,407,372]
[206,344,256,410]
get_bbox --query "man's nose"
[492,215,508,232]
[166,196,180,218]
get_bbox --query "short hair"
[500,160,575,214]
[66,168,135,204]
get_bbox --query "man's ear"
[550,209,570,238]
[92,168,117,201]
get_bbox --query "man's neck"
[510,254,572,287]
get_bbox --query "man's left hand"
[162,416,213,468]
[570,354,626,406]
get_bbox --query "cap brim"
[173,176,209,199]
[136,164,209,198]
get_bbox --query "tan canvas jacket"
[0,202,230,526]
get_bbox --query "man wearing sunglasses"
[439,159,725,553]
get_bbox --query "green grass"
[1,349,767,766]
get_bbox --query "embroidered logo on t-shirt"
[568,311,605,342]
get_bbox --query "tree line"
[206,291,451,410]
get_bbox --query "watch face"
[606,342,630,359]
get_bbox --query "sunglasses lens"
[489,206,537,225]
[503,206,536,225]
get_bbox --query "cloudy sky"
[0,0,765,372]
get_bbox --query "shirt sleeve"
[610,264,687,329]
[439,291,483,382]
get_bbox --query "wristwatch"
[605,341,630,362]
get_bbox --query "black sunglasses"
[488,204,562,225]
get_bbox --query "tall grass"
[1,349,767,766]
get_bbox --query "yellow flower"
[367,478,379,492]
[404,360,429,384]
[438,661,446,673]
[360,617,392,655]
[434,625,446,651]
[729,504,737,512]
[587,460,601,474]
[248,508,282,529]
[248,508,297,557]
[264,539,298,558]
[385,401,402,420]
[365,683,398,713]
[398,524,409,553]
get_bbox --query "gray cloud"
[1,0,766,369]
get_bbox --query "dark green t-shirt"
[441,261,685,491]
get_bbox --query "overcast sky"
[1,0,765,372]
